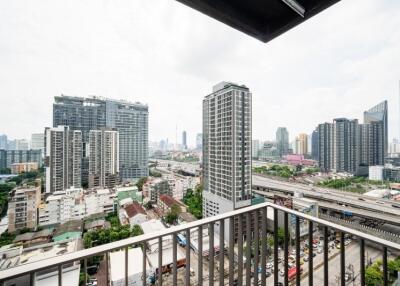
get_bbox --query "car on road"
[317,248,323,254]
[266,262,273,269]
[303,256,309,262]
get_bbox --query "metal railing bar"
[29,271,35,286]
[172,234,177,286]
[254,210,259,286]
[274,208,279,285]
[383,246,388,286]
[209,222,214,286]
[198,225,203,286]
[105,252,109,286]
[340,232,345,286]
[125,247,128,286]
[246,212,252,286]
[238,214,244,286]
[360,238,365,286]
[219,219,224,286]
[143,243,147,286]
[295,216,301,286]
[158,237,163,286]
[323,226,329,286]
[308,221,313,286]
[284,211,289,286]
[229,217,235,286]
[260,208,267,286]
[1,202,400,282]
[58,264,62,286]
[185,229,191,286]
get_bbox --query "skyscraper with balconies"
[89,129,119,188]
[202,82,252,219]
[44,126,82,193]
[53,95,148,181]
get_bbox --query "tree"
[365,264,383,286]
[0,168,11,175]
[136,177,148,192]
[165,204,181,224]
[132,225,143,236]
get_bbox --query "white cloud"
[0,0,399,147]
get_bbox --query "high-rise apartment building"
[318,123,334,172]
[8,186,41,233]
[363,101,387,164]
[295,133,308,155]
[276,127,289,157]
[44,126,82,193]
[182,131,187,150]
[31,133,45,157]
[88,129,119,188]
[332,118,359,173]
[53,95,148,181]
[202,82,252,221]
[311,129,319,161]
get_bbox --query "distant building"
[252,139,260,159]
[284,154,315,167]
[369,166,384,181]
[8,186,41,233]
[146,179,172,202]
[53,95,148,181]
[10,162,38,174]
[259,141,279,159]
[120,202,147,226]
[15,139,29,151]
[182,131,187,150]
[196,133,203,150]
[0,135,7,150]
[333,118,359,174]
[295,133,308,155]
[88,129,119,189]
[31,133,45,157]
[44,126,82,193]
[276,127,289,157]
[311,129,319,161]
[0,149,42,169]
[202,82,252,225]
[318,123,334,172]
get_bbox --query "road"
[253,175,400,225]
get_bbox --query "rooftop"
[124,202,146,218]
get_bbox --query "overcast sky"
[0,0,400,147]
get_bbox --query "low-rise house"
[13,228,54,247]
[119,202,147,226]
[10,162,39,174]
[84,219,111,232]
[158,195,186,214]
[53,220,82,242]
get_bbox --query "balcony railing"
[1,201,400,286]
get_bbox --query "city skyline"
[0,1,400,145]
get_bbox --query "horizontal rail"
[1,201,400,281]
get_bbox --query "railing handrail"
[1,201,399,281]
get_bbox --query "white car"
[266,263,273,269]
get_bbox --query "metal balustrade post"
[105,252,109,286]
[323,226,329,286]
[246,212,251,286]
[295,216,301,286]
[219,219,225,286]
[29,271,35,286]
[173,234,177,286]
[209,222,214,286]
[158,237,163,286]
[308,221,313,286]
[360,238,365,286]
[185,229,191,286]
[124,247,128,286]
[58,264,62,286]
[229,217,235,286]
[238,214,244,286]
[143,243,147,286]
[198,225,203,286]
[383,246,388,286]
[254,210,259,286]
[274,208,279,285]
[284,212,289,286]
[261,208,267,286]
[340,232,345,286]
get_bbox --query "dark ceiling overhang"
[175,0,341,43]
